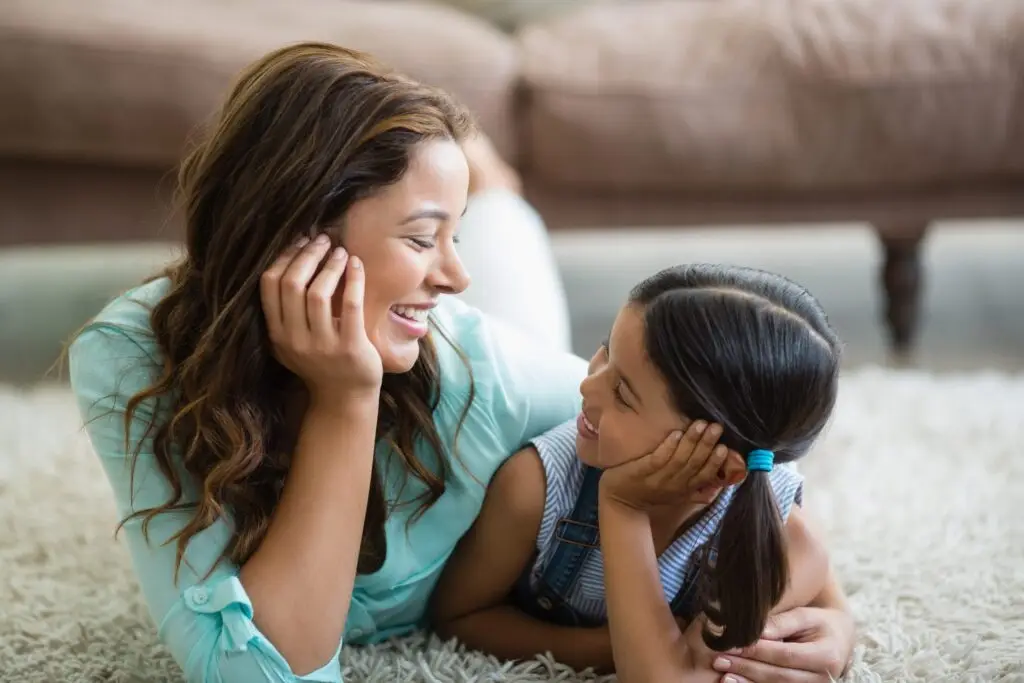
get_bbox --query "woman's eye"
[407,237,436,249]
[613,382,629,407]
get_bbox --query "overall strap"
[533,465,603,596]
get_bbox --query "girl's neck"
[648,499,714,557]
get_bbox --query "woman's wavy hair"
[628,264,842,652]
[114,42,477,579]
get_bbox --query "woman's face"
[338,139,471,373]
[576,304,691,469]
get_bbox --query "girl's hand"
[260,234,383,402]
[599,421,730,512]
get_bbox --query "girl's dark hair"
[628,263,842,651]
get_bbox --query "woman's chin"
[378,340,421,374]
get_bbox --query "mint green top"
[69,278,587,683]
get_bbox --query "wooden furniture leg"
[874,223,929,358]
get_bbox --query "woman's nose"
[428,251,471,295]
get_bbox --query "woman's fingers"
[260,236,309,334]
[712,653,820,683]
[337,255,367,341]
[280,234,333,332]
[307,247,348,338]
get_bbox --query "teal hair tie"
[746,449,775,472]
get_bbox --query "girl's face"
[339,139,471,374]
[576,304,693,469]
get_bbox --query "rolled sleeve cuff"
[181,579,260,653]
[161,575,343,683]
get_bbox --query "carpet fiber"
[1,369,1023,682]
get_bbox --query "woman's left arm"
[709,507,856,683]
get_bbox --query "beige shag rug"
[2,368,1023,682]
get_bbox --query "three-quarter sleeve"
[69,324,344,683]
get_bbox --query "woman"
[69,42,854,683]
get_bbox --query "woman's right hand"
[260,233,383,401]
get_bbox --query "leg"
[454,136,573,353]
[456,190,573,353]
[875,223,928,358]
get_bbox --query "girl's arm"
[430,447,615,673]
[772,505,831,613]
[598,492,698,683]
[598,490,830,683]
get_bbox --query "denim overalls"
[513,465,706,627]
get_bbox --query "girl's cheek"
[598,436,632,469]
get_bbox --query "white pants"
[454,189,573,354]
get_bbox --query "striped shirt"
[525,419,804,621]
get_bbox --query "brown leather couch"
[2,0,1023,354]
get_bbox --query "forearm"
[240,393,379,675]
[436,604,615,673]
[598,492,692,683]
[811,562,850,612]
[812,563,856,675]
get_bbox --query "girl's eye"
[613,381,629,407]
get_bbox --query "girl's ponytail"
[700,452,788,651]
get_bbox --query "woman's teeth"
[392,306,429,323]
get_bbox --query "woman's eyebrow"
[400,208,450,224]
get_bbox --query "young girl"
[430,264,843,682]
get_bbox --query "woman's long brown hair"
[105,42,477,580]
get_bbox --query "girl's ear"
[691,450,747,503]
[720,449,747,486]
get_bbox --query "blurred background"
[2,0,1022,384]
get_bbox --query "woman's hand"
[599,420,731,512]
[709,607,855,683]
[260,234,383,401]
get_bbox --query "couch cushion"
[0,0,520,167]
[519,0,1024,192]
[430,0,605,32]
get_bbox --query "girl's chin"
[575,439,602,468]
